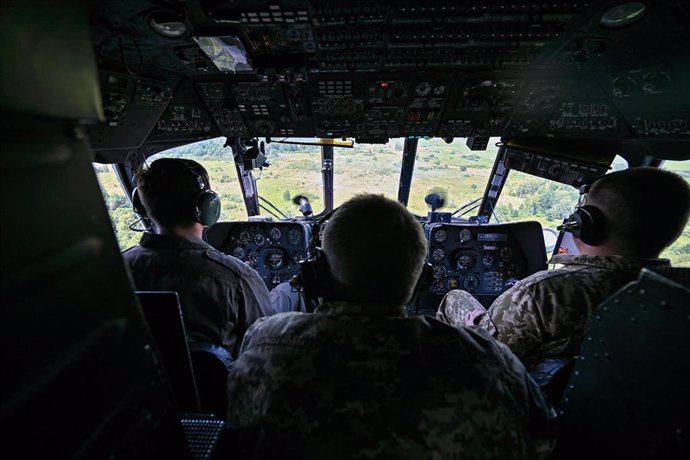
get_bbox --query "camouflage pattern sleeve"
[488,283,546,369]
[490,337,558,456]
[436,289,497,334]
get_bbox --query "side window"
[493,171,580,232]
[95,138,249,251]
[661,160,690,266]
[93,164,141,250]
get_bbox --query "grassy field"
[95,138,690,266]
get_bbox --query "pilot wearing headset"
[227,194,555,459]
[123,158,272,362]
[437,167,690,372]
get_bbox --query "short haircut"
[322,194,428,305]
[588,167,690,257]
[136,158,210,230]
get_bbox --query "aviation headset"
[557,179,607,246]
[294,249,334,303]
[132,159,221,227]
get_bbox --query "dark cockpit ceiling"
[87,0,690,165]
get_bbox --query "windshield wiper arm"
[451,197,482,217]
[259,196,289,220]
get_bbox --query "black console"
[207,222,311,290]
[426,221,547,298]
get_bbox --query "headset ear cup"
[194,190,221,226]
[299,251,334,301]
[132,187,147,217]
[575,205,606,246]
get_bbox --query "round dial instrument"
[415,81,432,96]
[499,246,514,260]
[231,246,246,259]
[482,254,496,267]
[287,228,302,245]
[463,275,480,291]
[431,280,446,292]
[254,233,267,246]
[455,254,476,270]
[459,229,472,243]
[238,231,250,244]
[433,229,448,243]
[264,250,286,270]
[432,265,447,279]
[507,263,522,278]
[269,227,282,240]
[432,248,445,262]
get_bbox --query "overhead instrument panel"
[88,0,690,160]
[503,147,611,188]
[207,222,311,290]
[427,222,546,298]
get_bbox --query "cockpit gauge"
[269,227,282,240]
[287,228,302,245]
[432,280,446,292]
[433,85,446,96]
[499,246,514,260]
[231,246,246,259]
[246,250,258,267]
[482,254,496,267]
[415,82,432,97]
[459,229,472,243]
[238,231,250,244]
[265,250,286,270]
[433,229,448,243]
[463,275,480,292]
[254,233,267,246]
[432,265,447,279]
[507,263,522,278]
[455,254,476,270]
[432,248,445,262]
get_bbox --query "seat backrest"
[189,347,232,418]
[555,267,690,460]
[529,357,575,408]
[137,291,201,413]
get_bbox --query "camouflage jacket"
[438,255,669,371]
[227,301,556,460]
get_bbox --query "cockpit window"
[407,138,499,217]
[146,138,324,220]
[661,160,690,266]
[94,164,140,250]
[333,141,400,208]
[493,170,580,233]
[260,142,324,218]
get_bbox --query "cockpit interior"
[1,0,689,458]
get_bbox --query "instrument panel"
[207,222,311,290]
[427,222,547,297]
[89,0,690,161]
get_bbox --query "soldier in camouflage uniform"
[227,194,556,459]
[438,167,690,371]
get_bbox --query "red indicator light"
[380,82,389,88]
